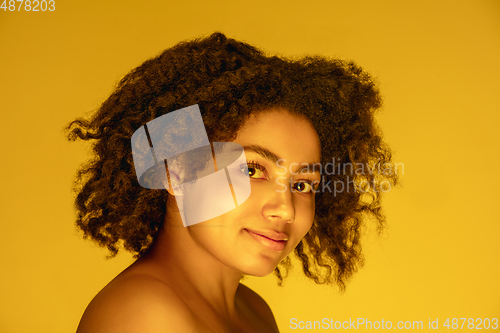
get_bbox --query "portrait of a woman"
[68,32,397,332]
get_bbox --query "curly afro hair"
[67,32,397,290]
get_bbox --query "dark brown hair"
[67,32,397,290]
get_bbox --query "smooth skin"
[76,109,322,333]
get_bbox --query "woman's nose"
[261,181,295,223]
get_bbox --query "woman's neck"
[133,206,244,319]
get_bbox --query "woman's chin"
[242,264,278,278]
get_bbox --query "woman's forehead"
[233,109,321,165]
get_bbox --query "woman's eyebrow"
[242,145,280,163]
[243,145,321,174]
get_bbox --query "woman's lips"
[245,229,288,252]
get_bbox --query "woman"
[68,32,397,332]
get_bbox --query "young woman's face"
[187,109,322,276]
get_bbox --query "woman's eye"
[241,163,266,179]
[292,181,317,194]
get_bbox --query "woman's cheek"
[295,196,316,236]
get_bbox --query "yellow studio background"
[1,0,499,332]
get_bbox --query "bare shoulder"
[237,284,280,332]
[76,274,198,333]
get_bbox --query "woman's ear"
[164,162,183,196]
